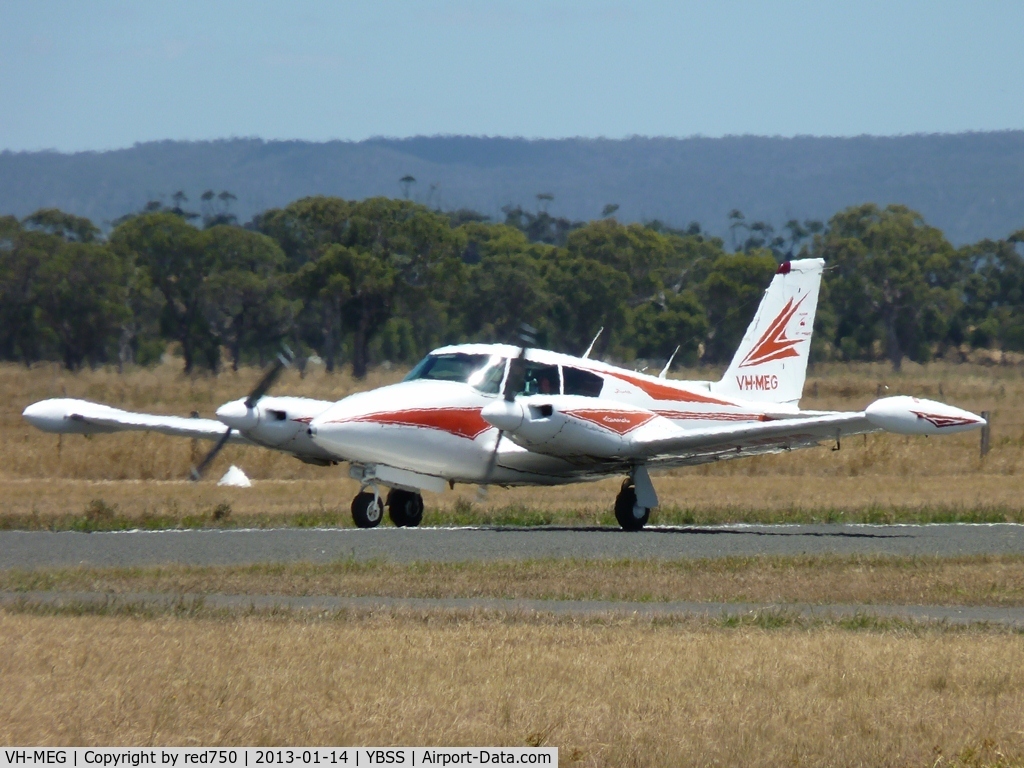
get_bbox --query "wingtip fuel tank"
[864,396,985,436]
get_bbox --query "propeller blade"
[518,323,537,346]
[190,427,233,481]
[502,324,535,402]
[190,346,293,481]
[485,322,534,493]
[477,430,504,500]
[503,356,526,402]
[483,430,503,480]
[244,346,293,409]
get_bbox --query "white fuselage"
[307,344,787,487]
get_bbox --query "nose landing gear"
[387,488,425,527]
[614,478,651,531]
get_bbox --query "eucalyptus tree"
[0,216,47,363]
[287,197,466,377]
[818,204,962,370]
[955,234,1024,350]
[111,212,218,373]
[457,224,553,347]
[697,251,778,363]
[3,212,130,369]
[35,241,130,369]
[203,225,295,370]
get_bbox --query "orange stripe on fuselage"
[333,408,492,440]
[604,371,735,406]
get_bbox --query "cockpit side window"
[515,362,560,397]
[403,353,493,384]
[562,366,604,397]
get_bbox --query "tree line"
[2,194,1023,377]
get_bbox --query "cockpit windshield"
[468,356,507,393]
[404,353,507,394]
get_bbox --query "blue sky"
[2,1,1023,151]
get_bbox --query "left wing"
[22,398,250,443]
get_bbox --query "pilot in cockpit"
[525,365,559,396]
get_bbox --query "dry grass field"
[5,555,1024,607]
[2,610,1023,767]
[5,360,1024,766]
[1,358,1023,526]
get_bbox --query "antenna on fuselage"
[582,327,604,359]
[659,345,681,379]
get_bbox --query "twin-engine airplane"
[23,258,985,530]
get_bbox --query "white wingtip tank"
[865,396,986,435]
[712,258,825,407]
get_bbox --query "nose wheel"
[351,491,384,528]
[387,489,424,527]
[614,479,650,531]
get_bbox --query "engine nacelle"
[864,396,985,436]
[219,395,333,449]
[481,395,679,458]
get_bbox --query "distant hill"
[2,133,1023,244]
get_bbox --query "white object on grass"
[217,465,252,487]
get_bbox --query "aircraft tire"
[351,492,384,528]
[387,489,424,528]
[614,481,650,531]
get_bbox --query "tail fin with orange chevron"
[711,258,824,407]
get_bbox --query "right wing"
[485,394,876,466]
[489,392,982,471]
[635,411,875,467]
[22,398,251,443]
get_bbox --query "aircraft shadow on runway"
[475,525,909,539]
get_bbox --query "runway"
[3,589,1024,627]
[2,523,1023,569]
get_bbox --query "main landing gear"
[350,488,424,528]
[614,478,651,531]
[351,491,384,528]
[387,488,424,527]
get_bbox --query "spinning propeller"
[189,347,294,481]
[477,324,535,498]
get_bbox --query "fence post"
[980,410,991,458]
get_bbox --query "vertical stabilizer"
[711,258,824,406]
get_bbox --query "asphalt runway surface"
[3,589,1024,628]
[2,523,1023,569]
